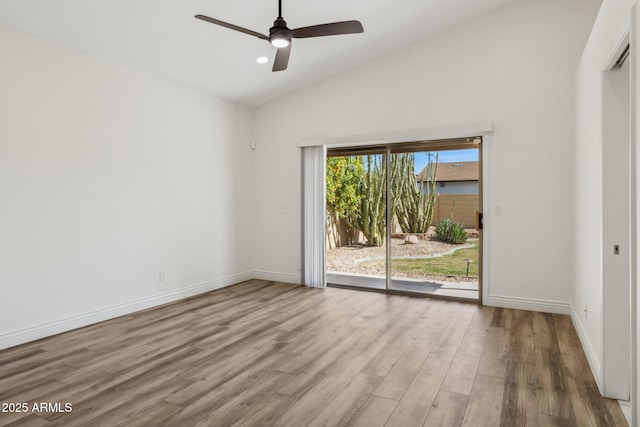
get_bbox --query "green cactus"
[393,152,438,234]
[327,152,439,246]
[344,155,387,246]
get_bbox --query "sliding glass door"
[326,139,482,302]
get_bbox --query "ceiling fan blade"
[195,15,268,41]
[292,20,363,38]
[272,44,291,72]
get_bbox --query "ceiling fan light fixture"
[271,37,289,48]
[269,16,291,48]
[269,30,290,48]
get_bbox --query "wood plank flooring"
[0,280,628,426]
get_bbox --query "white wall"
[0,26,254,347]
[252,0,601,308]
[574,0,633,394]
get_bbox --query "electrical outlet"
[159,272,166,283]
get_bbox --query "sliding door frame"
[298,122,493,303]
[327,137,484,303]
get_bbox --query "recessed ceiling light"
[256,56,269,64]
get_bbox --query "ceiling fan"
[195,0,364,72]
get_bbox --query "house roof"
[417,161,479,182]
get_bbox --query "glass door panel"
[325,153,387,290]
[388,148,480,300]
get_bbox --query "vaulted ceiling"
[0,0,517,106]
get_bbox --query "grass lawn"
[360,239,479,278]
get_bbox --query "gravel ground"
[326,237,478,282]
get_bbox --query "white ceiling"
[0,0,516,106]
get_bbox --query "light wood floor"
[0,280,628,427]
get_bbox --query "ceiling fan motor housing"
[269,17,292,46]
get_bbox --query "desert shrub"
[435,218,468,244]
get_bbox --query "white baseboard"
[618,399,631,426]
[252,270,301,285]
[570,304,603,392]
[484,294,571,314]
[0,271,253,350]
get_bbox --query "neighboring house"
[416,161,479,195]
[416,161,479,227]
